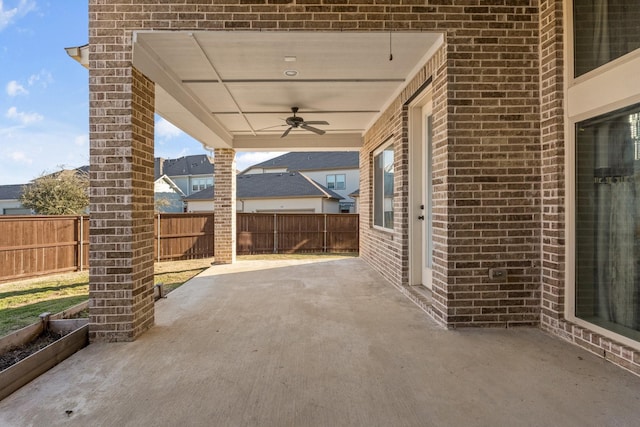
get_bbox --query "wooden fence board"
[237,213,276,254]
[0,213,358,282]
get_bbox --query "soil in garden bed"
[0,330,67,371]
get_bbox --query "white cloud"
[156,117,183,139]
[6,79,27,96]
[0,0,37,31]
[236,152,286,171]
[6,106,43,124]
[9,150,32,164]
[27,69,53,88]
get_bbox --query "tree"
[155,194,173,212]
[20,169,89,215]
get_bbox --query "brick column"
[88,59,156,341]
[539,0,566,328]
[214,148,236,264]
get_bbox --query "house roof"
[154,175,186,196]
[0,166,89,201]
[185,172,343,201]
[76,165,90,175]
[157,155,214,178]
[0,184,26,200]
[243,151,359,173]
[39,166,89,181]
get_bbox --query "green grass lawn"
[0,258,214,337]
[0,254,356,337]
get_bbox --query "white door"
[421,103,433,289]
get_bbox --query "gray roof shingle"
[243,151,359,173]
[185,172,342,201]
[0,184,26,200]
[158,155,214,177]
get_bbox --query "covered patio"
[1,257,639,426]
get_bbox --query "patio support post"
[214,148,237,264]
[88,56,156,342]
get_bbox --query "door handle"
[418,215,425,220]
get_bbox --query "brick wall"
[214,148,237,264]
[360,3,541,328]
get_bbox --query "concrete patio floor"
[1,257,640,426]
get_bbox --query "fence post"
[78,215,84,272]
[273,213,277,254]
[323,214,327,253]
[157,213,161,262]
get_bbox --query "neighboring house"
[154,175,186,213]
[349,189,359,214]
[156,155,214,197]
[0,184,30,215]
[0,166,91,215]
[241,152,359,213]
[185,172,342,213]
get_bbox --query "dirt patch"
[68,309,89,319]
[0,330,66,371]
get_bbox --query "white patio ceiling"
[132,31,443,152]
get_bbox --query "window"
[573,1,640,77]
[191,177,213,192]
[373,141,394,229]
[568,0,640,349]
[575,104,640,342]
[326,174,346,190]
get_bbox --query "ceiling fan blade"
[302,121,329,125]
[301,124,326,135]
[257,124,288,131]
[281,126,292,138]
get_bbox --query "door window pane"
[575,103,640,341]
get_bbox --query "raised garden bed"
[0,302,89,401]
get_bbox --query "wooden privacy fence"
[0,213,359,282]
[0,216,90,282]
[237,213,359,255]
[155,213,214,262]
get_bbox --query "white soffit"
[132,31,443,151]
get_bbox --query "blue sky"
[0,1,281,185]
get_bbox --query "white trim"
[567,55,640,121]
[408,87,433,287]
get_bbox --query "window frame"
[326,174,346,190]
[191,177,213,193]
[565,0,640,350]
[566,1,640,88]
[372,138,395,231]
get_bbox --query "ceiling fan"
[279,107,329,138]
